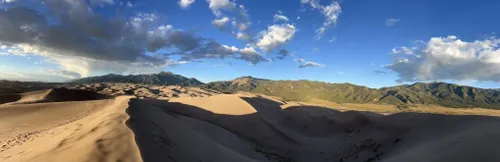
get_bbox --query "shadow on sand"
[0,88,113,105]
[125,96,500,162]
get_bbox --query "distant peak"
[409,82,455,87]
[238,76,254,79]
[158,71,174,75]
[234,76,267,81]
[71,71,203,86]
[103,73,121,76]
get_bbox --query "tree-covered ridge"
[204,77,500,109]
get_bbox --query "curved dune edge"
[4,89,500,162]
[0,88,112,106]
[128,94,500,162]
[0,95,142,162]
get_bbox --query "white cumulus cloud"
[255,24,296,53]
[206,0,252,38]
[221,45,268,65]
[207,0,235,16]
[1,0,17,3]
[302,0,342,40]
[178,0,196,9]
[385,35,500,82]
[273,12,289,22]
[392,46,414,55]
[294,57,324,69]
[211,17,230,30]
[236,32,251,41]
[298,61,325,69]
[232,19,250,31]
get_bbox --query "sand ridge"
[129,93,500,162]
[64,83,221,99]
[0,89,141,162]
[2,86,500,162]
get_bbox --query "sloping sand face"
[0,94,21,105]
[0,89,141,162]
[0,88,111,105]
[129,94,500,162]
[127,98,269,162]
[3,88,500,162]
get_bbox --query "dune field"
[1,85,500,162]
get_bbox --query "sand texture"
[1,86,500,162]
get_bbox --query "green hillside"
[204,77,500,109]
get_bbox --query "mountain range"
[204,76,500,109]
[71,72,203,86]
[72,72,500,109]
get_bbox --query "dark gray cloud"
[276,49,289,60]
[0,1,162,64]
[174,40,268,65]
[238,49,268,65]
[164,31,203,51]
[0,7,45,44]
[0,0,269,67]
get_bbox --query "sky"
[1,0,500,88]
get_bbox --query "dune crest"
[0,89,141,162]
[2,87,500,162]
[0,88,111,105]
[168,94,258,115]
[128,93,500,162]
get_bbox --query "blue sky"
[1,0,500,88]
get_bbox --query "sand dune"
[0,81,59,94]
[0,89,141,162]
[1,88,111,105]
[2,87,500,162]
[130,94,500,162]
[64,83,221,99]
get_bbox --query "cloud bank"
[0,0,276,79]
[385,35,500,82]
